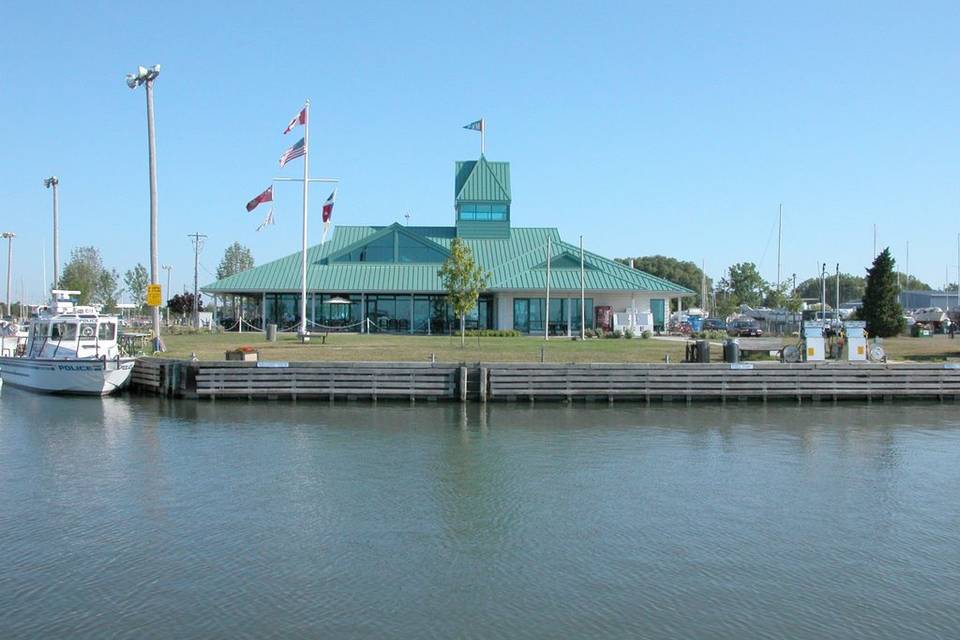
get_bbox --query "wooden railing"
[194,361,457,400]
[485,362,960,402]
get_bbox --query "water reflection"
[1,390,959,639]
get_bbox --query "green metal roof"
[203,225,694,295]
[455,156,511,202]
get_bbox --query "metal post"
[545,236,551,340]
[162,264,172,325]
[579,235,585,340]
[906,241,910,295]
[43,177,59,289]
[480,117,485,155]
[957,233,960,310]
[777,203,782,287]
[1,232,13,315]
[145,78,162,351]
[299,100,311,339]
[821,263,826,318]
[52,181,59,287]
[835,263,840,324]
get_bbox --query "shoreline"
[131,358,960,404]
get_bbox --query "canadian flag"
[321,188,337,243]
[283,106,307,134]
[245,185,273,212]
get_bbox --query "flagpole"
[580,235,585,340]
[545,236,551,341]
[481,117,485,155]
[299,100,310,339]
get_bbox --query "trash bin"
[696,339,710,363]
[723,338,740,363]
[266,323,278,342]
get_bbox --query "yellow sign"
[146,284,162,307]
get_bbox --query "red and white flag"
[246,185,273,212]
[321,188,337,243]
[283,106,307,134]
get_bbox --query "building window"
[513,298,545,333]
[333,230,446,263]
[513,297,592,334]
[397,234,447,263]
[458,203,507,221]
[571,298,594,331]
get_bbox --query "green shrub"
[462,329,521,337]
[641,330,653,339]
[624,327,635,339]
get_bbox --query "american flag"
[279,138,305,167]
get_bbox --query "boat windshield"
[98,322,116,341]
[52,322,78,341]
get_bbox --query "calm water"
[1,390,959,639]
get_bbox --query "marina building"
[203,155,693,334]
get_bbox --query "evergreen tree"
[861,248,905,337]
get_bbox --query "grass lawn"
[153,330,960,364]
[881,335,960,362]
[157,331,690,363]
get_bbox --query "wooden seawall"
[131,359,960,403]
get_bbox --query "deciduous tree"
[619,256,712,308]
[58,246,119,307]
[439,238,488,346]
[124,263,149,311]
[718,262,766,309]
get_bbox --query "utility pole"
[957,232,959,310]
[188,233,207,328]
[43,177,59,289]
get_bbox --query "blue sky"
[1,1,958,302]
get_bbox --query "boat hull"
[0,357,135,396]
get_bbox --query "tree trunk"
[460,313,465,347]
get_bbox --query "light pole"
[43,177,59,289]
[126,64,163,352]
[162,264,172,325]
[1,232,14,316]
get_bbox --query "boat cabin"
[25,291,122,360]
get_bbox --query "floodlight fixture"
[43,176,58,188]
[126,64,161,89]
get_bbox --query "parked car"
[702,318,727,331]
[727,320,763,337]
